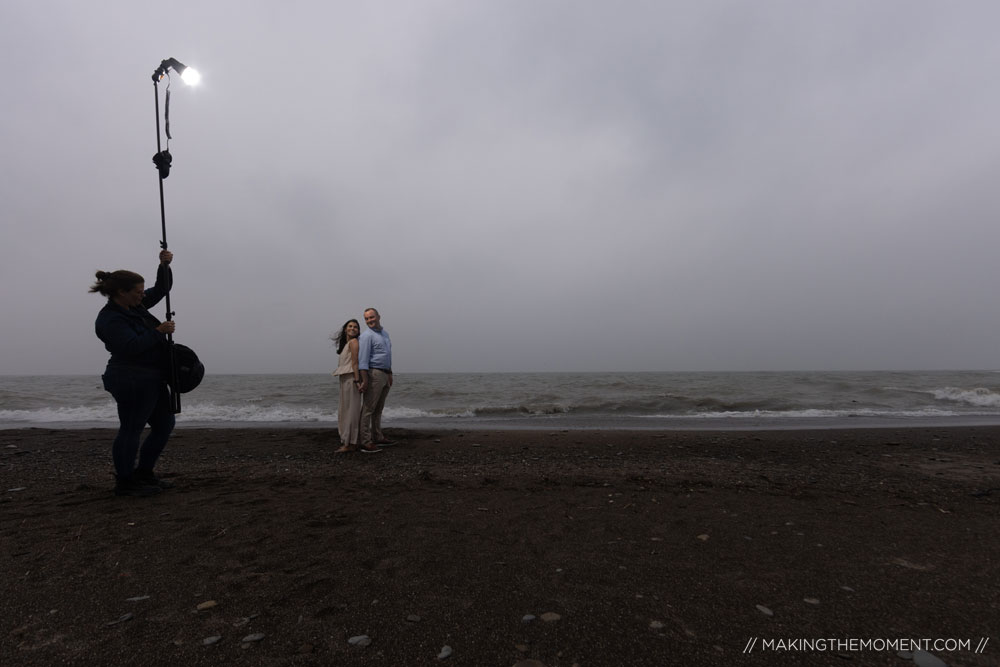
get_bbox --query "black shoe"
[133,468,174,489]
[114,477,162,497]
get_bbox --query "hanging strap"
[164,87,172,141]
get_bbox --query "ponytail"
[90,270,144,298]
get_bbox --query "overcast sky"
[2,1,999,374]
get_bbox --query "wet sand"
[1,426,998,666]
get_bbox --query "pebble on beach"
[348,635,372,647]
[437,645,453,659]
[105,613,133,626]
[755,605,774,617]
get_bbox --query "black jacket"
[95,264,172,370]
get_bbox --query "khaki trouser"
[337,374,362,445]
[360,369,391,445]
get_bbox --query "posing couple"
[333,308,393,453]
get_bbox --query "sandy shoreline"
[2,426,998,666]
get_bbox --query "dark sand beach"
[1,426,997,666]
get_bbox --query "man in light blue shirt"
[358,307,393,448]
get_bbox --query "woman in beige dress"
[332,319,377,452]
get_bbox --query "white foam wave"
[182,403,330,422]
[382,406,478,419]
[931,387,1000,408]
[0,398,993,426]
[0,405,118,422]
[645,408,963,420]
[0,403,471,425]
[0,403,335,424]
[185,403,479,422]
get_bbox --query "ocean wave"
[460,397,780,417]
[0,405,118,422]
[0,404,334,424]
[653,407,964,420]
[382,406,476,419]
[4,377,1000,427]
[0,403,465,424]
[183,403,330,422]
[931,387,1000,408]
[0,403,977,425]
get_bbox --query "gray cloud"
[2,0,999,374]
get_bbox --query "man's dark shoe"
[114,477,162,497]
[133,468,174,489]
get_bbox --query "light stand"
[151,57,199,413]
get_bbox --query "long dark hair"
[333,319,360,354]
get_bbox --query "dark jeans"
[102,365,175,479]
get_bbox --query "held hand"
[357,382,367,393]
[159,249,173,265]
[156,321,176,335]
